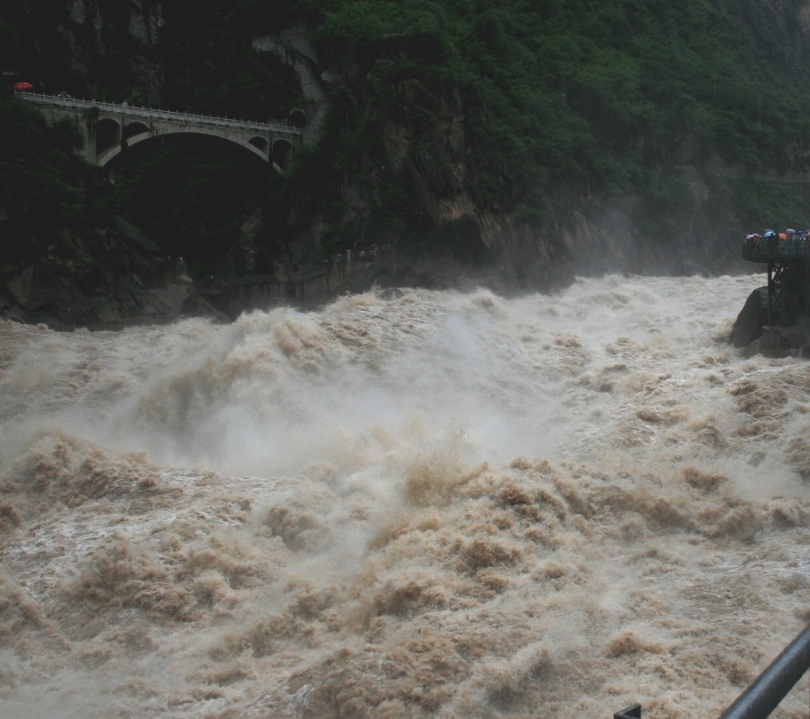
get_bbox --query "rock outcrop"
[731,287,769,348]
[731,286,810,357]
[1,217,225,329]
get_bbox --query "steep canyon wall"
[7,0,810,327]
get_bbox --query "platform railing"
[12,91,302,136]
[614,623,810,719]
[743,237,810,260]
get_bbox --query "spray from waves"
[0,274,808,719]
[3,288,571,477]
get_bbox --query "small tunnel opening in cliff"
[431,216,490,266]
[109,134,276,279]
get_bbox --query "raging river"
[0,273,808,718]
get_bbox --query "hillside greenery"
[4,0,810,275]
[302,0,810,236]
[164,0,810,256]
[0,88,106,275]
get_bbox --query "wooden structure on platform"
[743,238,810,326]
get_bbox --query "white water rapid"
[0,273,807,719]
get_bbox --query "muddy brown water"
[0,274,807,718]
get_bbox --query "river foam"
[0,274,807,718]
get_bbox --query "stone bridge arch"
[95,117,121,159]
[96,126,272,167]
[272,139,294,172]
[123,120,150,142]
[248,135,270,159]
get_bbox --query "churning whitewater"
[0,274,808,719]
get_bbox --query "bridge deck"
[14,91,302,137]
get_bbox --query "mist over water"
[0,274,808,719]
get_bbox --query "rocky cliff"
[243,0,810,292]
[6,0,810,328]
[0,217,223,328]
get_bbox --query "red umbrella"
[13,81,34,91]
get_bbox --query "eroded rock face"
[371,73,719,286]
[767,0,810,39]
[731,287,768,348]
[1,218,223,329]
[254,21,746,290]
[252,29,329,145]
[54,0,165,102]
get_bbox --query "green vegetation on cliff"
[305,0,810,227]
[219,0,810,260]
[0,91,102,274]
[4,0,810,277]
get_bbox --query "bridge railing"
[13,91,302,136]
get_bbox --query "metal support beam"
[613,624,809,719]
[765,261,806,326]
[719,623,810,719]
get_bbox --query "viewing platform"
[742,237,810,262]
[742,236,810,328]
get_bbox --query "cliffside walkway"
[196,253,386,316]
[14,91,303,170]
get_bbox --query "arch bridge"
[15,91,304,172]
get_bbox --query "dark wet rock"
[759,327,794,357]
[741,317,810,358]
[1,217,227,330]
[115,216,163,258]
[0,292,29,323]
[731,287,768,348]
